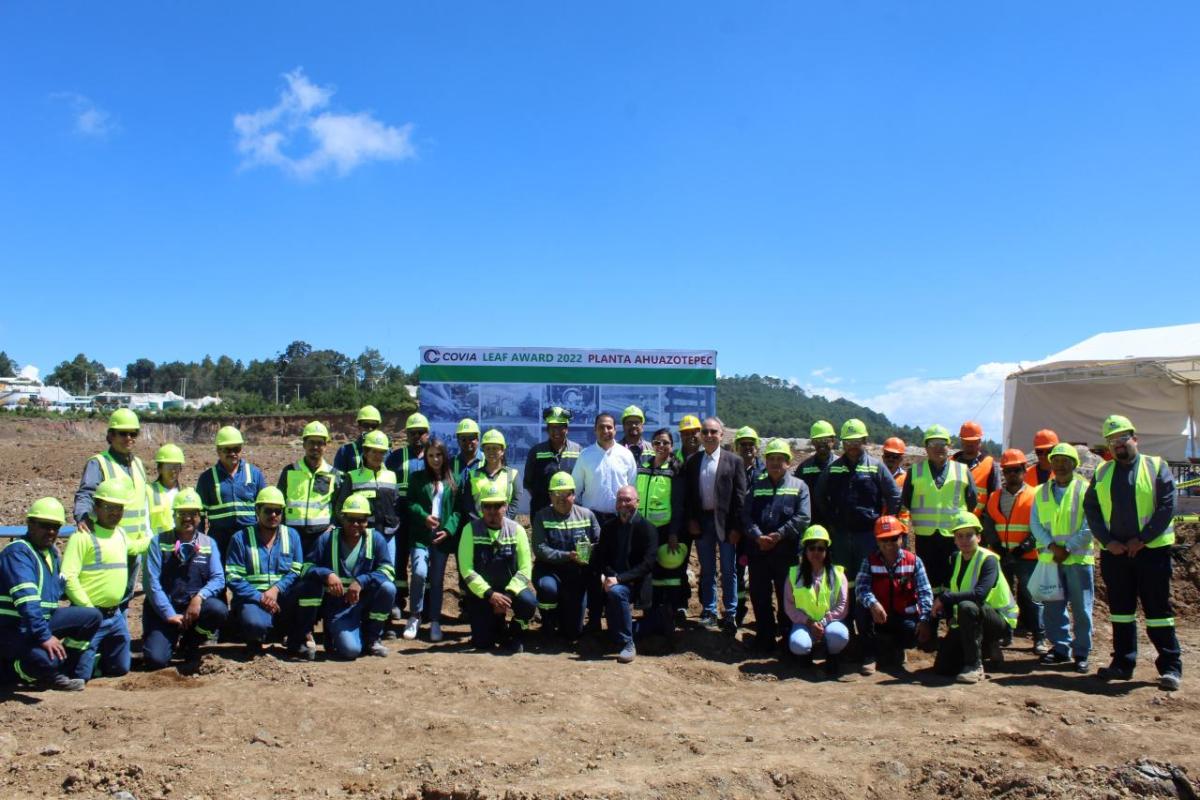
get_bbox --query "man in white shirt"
[571,413,639,525]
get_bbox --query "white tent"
[1004,323,1200,462]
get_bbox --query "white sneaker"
[403,617,420,640]
[429,622,444,642]
[956,665,984,684]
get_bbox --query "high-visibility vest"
[948,548,1018,629]
[1024,464,1050,488]
[1093,455,1174,548]
[1034,475,1094,566]
[240,526,299,592]
[147,480,178,536]
[867,550,919,617]
[788,564,845,621]
[284,459,337,532]
[468,467,518,515]
[635,457,677,527]
[984,486,1037,561]
[93,451,150,536]
[908,460,971,538]
[205,462,257,525]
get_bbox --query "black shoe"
[244,641,264,660]
[44,673,85,692]
[824,656,841,679]
[1073,658,1090,674]
[984,640,1005,664]
[719,616,737,635]
[674,608,688,627]
[1097,663,1134,682]
[1040,650,1072,666]
[699,612,719,630]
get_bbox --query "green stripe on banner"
[421,364,716,386]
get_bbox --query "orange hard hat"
[874,515,907,539]
[1000,448,1027,469]
[959,421,984,441]
[1033,429,1059,450]
[882,437,906,455]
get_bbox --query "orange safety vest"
[890,468,910,524]
[984,485,1037,561]
[1023,463,1049,488]
[967,455,995,517]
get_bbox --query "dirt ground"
[1,417,1198,800]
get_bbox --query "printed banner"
[418,346,717,512]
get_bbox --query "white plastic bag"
[1029,559,1065,603]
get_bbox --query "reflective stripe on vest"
[909,460,970,537]
[469,467,517,514]
[329,530,376,586]
[788,564,845,621]
[349,468,398,498]
[636,461,675,526]
[1095,455,1175,548]
[207,462,255,521]
[1034,476,1094,566]
[244,526,295,588]
[95,452,149,532]
[0,540,56,620]
[984,486,1037,561]
[284,460,335,529]
[948,548,1018,629]
[148,481,176,536]
[83,528,130,571]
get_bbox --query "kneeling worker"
[61,477,152,680]
[142,488,228,669]
[224,487,305,658]
[532,471,601,641]
[297,493,396,659]
[0,498,101,691]
[784,525,850,677]
[459,484,536,652]
[854,515,934,675]
[932,511,1018,683]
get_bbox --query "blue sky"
[2,3,1197,435]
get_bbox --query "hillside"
[716,374,925,443]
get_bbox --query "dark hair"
[423,439,456,492]
[595,412,616,427]
[800,543,832,587]
[651,427,672,443]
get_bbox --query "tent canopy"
[1004,323,1200,461]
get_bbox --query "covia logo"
[423,349,441,364]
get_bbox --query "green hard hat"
[479,482,508,505]
[94,476,133,506]
[622,405,645,422]
[801,525,831,546]
[734,426,759,443]
[362,430,390,451]
[763,438,792,461]
[108,408,140,431]
[255,486,285,507]
[1048,442,1080,465]
[544,406,571,425]
[172,488,203,512]
[549,471,576,493]
[215,426,244,448]
[923,424,951,444]
[950,509,982,533]
[356,405,382,424]
[809,420,836,440]
[840,418,868,441]
[1101,414,1135,439]
[657,543,687,570]
[405,412,430,431]
[302,421,330,441]
[155,443,185,464]
[481,429,506,448]
[456,418,481,436]
[27,497,66,526]
[341,492,372,517]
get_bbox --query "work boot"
[859,661,877,677]
[286,643,317,662]
[956,664,984,684]
[1097,663,1134,682]
[44,673,85,692]
[1073,658,1090,674]
[244,641,263,660]
[617,643,636,664]
[1040,650,1072,666]
[984,639,1005,664]
[368,641,390,658]
[1159,672,1182,692]
[1032,637,1051,655]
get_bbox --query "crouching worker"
[62,477,152,680]
[142,488,227,669]
[0,498,101,691]
[296,493,396,659]
[224,487,305,659]
[933,511,1019,683]
[854,515,935,675]
[459,484,536,653]
[784,526,850,677]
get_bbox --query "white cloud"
[52,92,120,138]
[234,68,415,178]
[809,366,842,385]
[18,365,39,381]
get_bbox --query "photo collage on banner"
[418,347,717,512]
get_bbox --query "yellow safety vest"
[948,548,1018,629]
[147,480,178,536]
[284,459,337,530]
[788,564,845,621]
[1034,475,1094,566]
[909,460,971,538]
[1094,455,1175,548]
[93,451,150,536]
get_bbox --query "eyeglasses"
[1107,434,1132,445]
[653,440,672,447]
[114,431,139,438]
[220,447,242,455]
[260,507,283,516]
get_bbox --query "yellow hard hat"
[172,488,203,512]
[678,415,701,432]
[155,443,185,464]
[215,426,244,448]
[302,421,330,441]
[255,486,285,507]
[27,497,66,526]
[341,492,373,517]
[94,477,134,506]
[108,408,140,432]
[356,405,382,424]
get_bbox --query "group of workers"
[0,403,1183,693]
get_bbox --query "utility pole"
[274,375,280,406]
[181,377,187,398]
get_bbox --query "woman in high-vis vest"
[457,429,519,524]
[932,511,1018,684]
[783,526,849,677]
